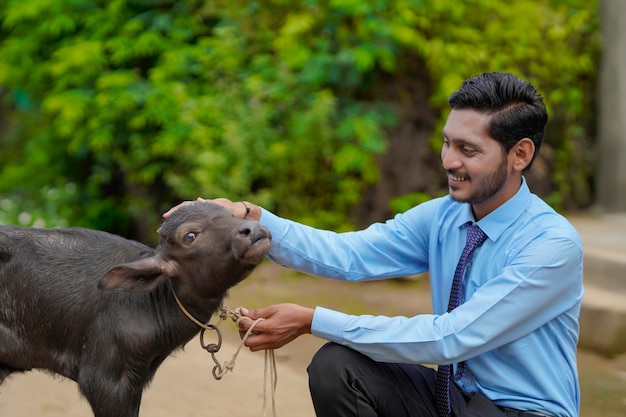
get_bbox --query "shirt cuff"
[311,306,348,343]
[258,208,287,238]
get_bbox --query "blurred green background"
[0,0,599,244]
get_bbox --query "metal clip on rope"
[199,324,225,379]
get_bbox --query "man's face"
[441,109,519,219]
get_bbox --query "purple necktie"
[435,224,488,417]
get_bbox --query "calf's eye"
[183,232,197,244]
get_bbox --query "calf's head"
[98,202,271,297]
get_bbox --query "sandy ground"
[0,333,322,417]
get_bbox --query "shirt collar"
[457,177,532,242]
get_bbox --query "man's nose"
[441,148,462,170]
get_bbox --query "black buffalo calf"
[0,202,271,417]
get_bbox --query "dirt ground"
[1,263,625,417]
[0,337,318,417]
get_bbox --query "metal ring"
[199,325,222,352]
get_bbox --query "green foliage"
[390,191,441,215]
[0,0,599,237]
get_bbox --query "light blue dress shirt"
[259,179,583,417]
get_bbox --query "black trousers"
[307,343,506,417]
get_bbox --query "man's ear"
[511,138,535,172]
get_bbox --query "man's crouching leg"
[307,342,440,417]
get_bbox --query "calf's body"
[0,202,271,417]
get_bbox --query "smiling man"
[166,72,583,417]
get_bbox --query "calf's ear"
[98,257,174,293]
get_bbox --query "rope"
[173,291,215,330]
[220,306,277,417]
[213,310,263,379]
[172,292,277,417]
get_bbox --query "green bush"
[0,0,599,239]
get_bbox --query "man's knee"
[309,343,348,377]
[307,343,375,415]
[308,343,360,389]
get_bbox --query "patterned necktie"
[435,224,488,417]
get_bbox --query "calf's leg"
[0,365,20,386]
[78,369,143,417]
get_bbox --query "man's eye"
[183,232,196,244]
[462,147,476,155]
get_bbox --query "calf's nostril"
[237,221,271,244]
[238,221,256,237]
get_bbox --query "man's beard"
[449,157,508,205]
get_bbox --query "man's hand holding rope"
[236,304,314,351]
